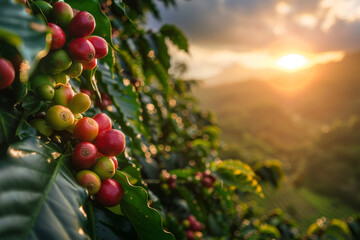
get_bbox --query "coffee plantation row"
[0,0,358,239]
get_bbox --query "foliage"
[0,0,358,239]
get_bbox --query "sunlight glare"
[276,54,308,70]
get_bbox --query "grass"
[254,179,356,232]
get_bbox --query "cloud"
[148,0,360,53]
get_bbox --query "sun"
[276,54,308,70]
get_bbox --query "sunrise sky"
[148,0,360,82]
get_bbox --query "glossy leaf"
[85,201,137,240]
[254,159,283,187]
[0,108,21,154]
[113,171,175,240]
[213,159,264,197]
[0,137,88,239]
[160,24,188,52]
[97,62,144,138]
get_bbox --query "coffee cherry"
[69,93,91,114]
[73,117,99,142]
[186,230,194,240]
[45,105,74,130]
[187,215,203,231]
[48,23,66,50]
[194,231,203,240]
[92,156,115,180]
[201,176,214,188]
[182,219,191,229]
[93,113,112,133]
[31,74,56,89]
[53,83,73,107]
[96,92,112,110]
[80,88,92,97]
[82,58,97,70]
[68,11,96,38]
[0,58,15,90]
[167,175,177,189]
[191,221,203,232]
[95,179,124,207]
[45,49,72,74]
[110,156,118,170]
[87,36,108,58]
[64,60,83,78]
[76,170,101,195]
[38,84,55,100]
[52,2,73,29]
[68,38,95,63]
[52,72,68,85]
[202,171,216,182]
[72,142,98,170]
[31,1,52,19]
[94,129,126,156]
[30,119,53,137]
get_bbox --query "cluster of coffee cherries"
[31,102,126,207]
[159,170,177,194]
[32,0,108,81]
[81,89,113,111]
[183,215,204,240]
[195,171,216,188]
[71,113,126,207]
[27,1,125,207]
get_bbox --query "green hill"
[195,52,360,227]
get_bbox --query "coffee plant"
[0,0,359,239]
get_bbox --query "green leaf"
[213,159,264,197]
[150,33,170,71]
[169,167,197,179]
[0,108,21,154]
[85,201,137,240]
[0,137,88,239]
[160,24,188,52]
[254,159,283,187]
[113,171,175,240]
[0,0,49,73]
[97,62,144,138]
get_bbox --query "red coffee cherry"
[72,142,98,170]
[48,23,66,50]
[87,36,108,58]
[186,230,194,240]
[95,92,112,110]
[68,38,95,63]
[0,57,15,89]
[110,156,118,170]
[73,117,99,142]
[82,58,97,70]
[94,129,126,156]
[80,88,92,97]
[201,176,214,188]
[95,179,124,207]
[68,11,96,38]
[93,113,112,133]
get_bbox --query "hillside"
[194,52,360,225]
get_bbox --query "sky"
[148,0,360,81]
